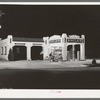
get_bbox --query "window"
[64,38,66,43]
[10,38,12,43]
[45,40,47,44]
[63,38,66,43]
[5,46,7,55]
[1,47,3,55]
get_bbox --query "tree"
[8,48,14,61]
[92,59,96,65]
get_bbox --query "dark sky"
[0,5,100,58]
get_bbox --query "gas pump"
[49,48,63,62]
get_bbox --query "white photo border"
[0,2,99,98]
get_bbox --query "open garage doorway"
[75,45,80,61]
[31,46,43,60]
[13,46,27,61]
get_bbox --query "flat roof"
[13,37,43,42]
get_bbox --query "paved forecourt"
[0,59,99,70]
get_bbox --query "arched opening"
[31,46,43,60]
[75,45,80,60]
[13,46,26,61]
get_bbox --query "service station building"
[0,35,43,61]
[0,33,85,61]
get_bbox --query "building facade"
[43,33,85,61]
[0,33,85,61]
[0,35,43,61]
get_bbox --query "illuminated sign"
[67,39,84,43]
[49,39,61,43]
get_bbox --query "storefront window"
[1,47,3,55]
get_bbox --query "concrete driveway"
[0,59,93,70]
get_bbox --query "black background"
[0,5,100,58]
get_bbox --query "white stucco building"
[0,33,85,61]
[0,35,43,61]
[43,33,85,61]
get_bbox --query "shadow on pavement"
[0,68,99,89]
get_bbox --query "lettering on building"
[49,39,61,43]
[33,43,42,46]
[15,43,25,46]
[67,39,84,43]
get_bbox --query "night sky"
[0,5,100,58]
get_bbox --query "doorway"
[75,45,80,60]
[31,46,43,60]
[13,46,26,61]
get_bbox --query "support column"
[62,45,67,61]
[72,45,75,61]
[27,46,31,61]
[80,44,85,60]
[80,35,85,61]
[43,37,49,60]
[77,51,80,61]
[62,33,67,61]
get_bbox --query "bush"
[8,48,14,61]
[92,59,96,65]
